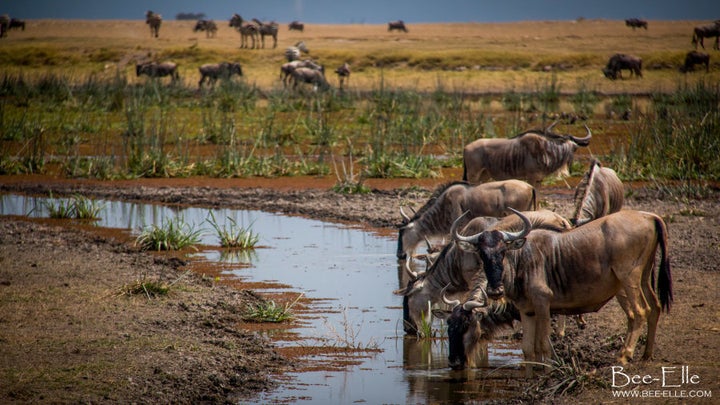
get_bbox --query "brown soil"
[1,174,719,404]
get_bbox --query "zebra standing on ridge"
[284,41,309,61]
[193,19,218,38]
[146,10,162,38]
[229,13,258,49]
[252,18,279,48]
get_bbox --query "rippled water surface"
[1,194,524,404]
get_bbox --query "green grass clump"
[41,194,104,220]
[119,279,170,298]
[206,211,260,249]
[243,294,302,323]
[135,216,202,251]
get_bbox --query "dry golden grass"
[1,18,718,92]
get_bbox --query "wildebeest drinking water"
[198,62,243,88]
[602,53,642,80]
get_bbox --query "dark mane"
[409,181,469,221]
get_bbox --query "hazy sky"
[3,0,719,23]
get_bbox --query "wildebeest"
[462,122,592,188]
[335,62,351,90]
[193,19,218,38]
[290,67,330,91]
[252,18,279,48]
[680,50,711,73]
[145,10,162,38]
[691,21,720,50]
[603,53,642,80]
[448,209,672,370]
[284,41,309,61]
[198,62,243,88]
[136,62,179,82]
[229,13,258,49]
[395,210,571,336]
[289,21,304,32]
[280,59,324,87]
[388,20,408,32]
[625,18,648,30]
[7,18,25,31]
[0,14,9,38]
[570,159,624,226]
[397,180,536,260]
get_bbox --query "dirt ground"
[0,175,718,404]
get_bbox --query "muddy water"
[1,194,525,404]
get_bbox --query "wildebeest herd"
[394,122,673,374]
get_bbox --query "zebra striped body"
[252,19,279,48]
[145,11,162,38]
[284,41,309,61]
[229,14,258,49]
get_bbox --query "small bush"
[135,216,202,251]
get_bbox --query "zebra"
[193,19,218,38]
[145,10,162,38]
[252,18,279,48]
[229,14,258,49]
[284,41,309,61]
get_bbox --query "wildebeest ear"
[431,309,451,320]
[505,239,526,250]
[456,241,476,252]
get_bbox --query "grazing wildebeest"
[229,13,258,49]
[145,10,162,38]
[193,19,218,38]
[136,62,179,82]
[8,18,25,31]
[290,67,330,91]
[691,21,720,50]
[625,18,648,30]
[279,59,324,87]
[603,53,643,80]
[680,50,711,73]
[198,62,243,88]
[395,210,571,336]
[335,62,351,90]
[570,159,624,226]
[448,209,672,371]
[284,41,309,61]
[388,20,408,32]
[397,180,536,260]
[289,20,304,32]
[462,122,592,188]
[0,14,9,38]
[252,18,279,48]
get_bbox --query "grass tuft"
[135,216,202,251]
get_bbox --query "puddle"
[1,193,524,403]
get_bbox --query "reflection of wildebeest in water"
[145,11,162,38]
[625,18,648,30]
[603,53,642,80]
[388,20,408,32]
[680,51,711,73]
[397,180,537,260]
[446,209,672,371]
[193,19,218,38]
[198,62,243,88]
[462,122,592,189]
[691,21,720,50]
[288,21,304,32]
[395,209,570,336]
[570,159,624,226]
[136,62,179,82]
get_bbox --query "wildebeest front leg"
[520,314,537,377]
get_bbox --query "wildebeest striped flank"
[570,159,624,226]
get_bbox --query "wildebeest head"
[453,209,531,298]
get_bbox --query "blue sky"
[3,0,719,23]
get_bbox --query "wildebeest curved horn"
[399,206,411,222]
[462,300,486,311]
[404,256,419,279]
[441,284,460,309]
[499,207,531,242]
[570,124,592,146]
[451,211,478,243]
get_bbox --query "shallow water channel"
[1,193,525,404]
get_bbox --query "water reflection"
[1,193,525,404]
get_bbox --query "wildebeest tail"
[530,187,537,211]
[654,215,673,313]
[462,161,467,181]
